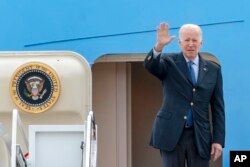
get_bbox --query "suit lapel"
[175,52,193,86]
[197,54,208,85]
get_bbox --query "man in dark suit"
[144,22,225,167]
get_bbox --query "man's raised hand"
[154,22,176,52]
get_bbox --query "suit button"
[193,88,196,92]
[190,102,194,106]
[184,116,187,120]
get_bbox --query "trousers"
[160,127,209,167]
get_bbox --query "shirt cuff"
[153,48,162,58]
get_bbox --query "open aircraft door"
[0,51,97,167]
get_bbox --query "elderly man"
[144,23,225,167]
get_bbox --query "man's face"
[179,27,202,60]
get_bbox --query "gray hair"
[179,24,203,42]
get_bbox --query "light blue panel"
[0,0,244,51]
[0,0,249,166]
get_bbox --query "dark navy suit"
[144,50,225,160]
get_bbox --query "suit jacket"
[144,49,225,159]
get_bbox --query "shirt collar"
[183,54,199,66]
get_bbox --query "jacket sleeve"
[144,49,168,81]
[210,66,225,147]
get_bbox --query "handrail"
[11,109,28,167]
[84,111,97,167]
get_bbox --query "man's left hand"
[211,143,222,161]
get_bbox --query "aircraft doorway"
[92,53,222,167]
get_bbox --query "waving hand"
[154,22,176,52]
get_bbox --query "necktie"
[187,61,196,85]
[186,61,196,127]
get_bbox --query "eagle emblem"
[24,76,47,100]
[10,62,60,113]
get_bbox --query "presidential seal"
[9,62,61,113]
